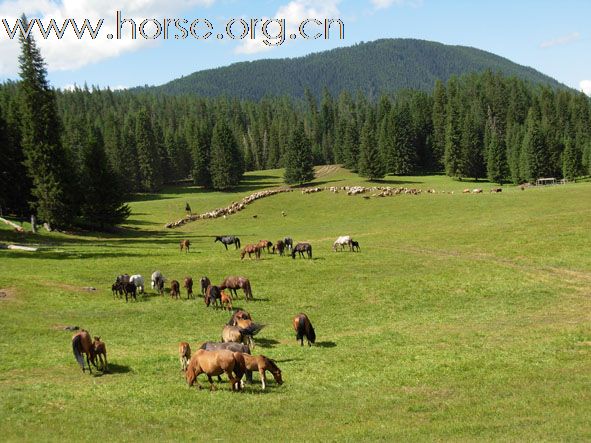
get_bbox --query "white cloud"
[235,0,341,55]
[539,32,580,49]
[580,80,591,96]
[0,0,216,75]
[371,0,423,10]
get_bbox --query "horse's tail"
[198,341,208,350]
[236,237,241,248]
[309,245,313,258]
[239,322,265,337]
[295,317,305,341]
[307,321,316,344]
[72,335,85,370]
[244,281,252,300]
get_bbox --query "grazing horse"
[221,322,264,351]
[240,244,261,260]
[257,240,273,253]
[227,309,252,326]
[205,285,222,308]
[151,271,165,295]
[351,240,360,252]
[170,280,180,299]
[242,354,283,390]
[200,277,211,296]
[111,282,123,298]
[291,243,312,259]
[92,336,108,372]
[221,291,233,311]
[275,240,285,256]
[293,313,316,346]
[214,236,241,250]
[180,239,191,253]
[179,342,191,372]
[72,330,96,373]
[122,282,137,302]
[185,349,246,391]
[199,342,253,383]
[183,277,194,299]
[283,237,294,251]
[129,274,145,294]
[333,235,352,252]
[220,276,253,301]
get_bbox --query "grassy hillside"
[146,39,565,99]
[0,169,590,441]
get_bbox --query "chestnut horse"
[183,277,194,299]
[256,240,273,253]
[170,280,180,299]
[222,322,264,351]
[72,329,96,373]
[185,349,245,391]
[240,244,261,260]
[205,285,222,308]
[293,313,316,346]
[242,354,283,390]
[92,336,108,372]
[221,291,233,311]
[180,239,190,253]
[179,342,191,372]
[220,276,253,301]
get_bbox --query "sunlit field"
[1,168,590,441]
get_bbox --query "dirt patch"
[39,281,98,293]
[0,287,16,301]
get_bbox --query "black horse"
[283,237,293,251]
[351,240,360,252]
[214,235,241,250]
[291,242,312,259]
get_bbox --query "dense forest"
[1,35,590,229]
[144,39,564,100]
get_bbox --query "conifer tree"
[432,80,447,170]
[79,127,130,228]
[18,14,76,227]
[562,136,581,180]
[389,104,416,175]
[209,120,244,190]
[521,108,549,182]
[358,111,385,180]
[485,113,508,184]
[135,108,161,192]
[283,121,315,185]
[190,120,212,188]
[443,78,463,179]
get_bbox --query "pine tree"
[521,108,549,182]
[443,78,463,179]
[284,121,315,185]
[485,113,508,184]
[432,79,447,170]
[79,127,130,228]
[562,136,581,180]
[190,120,212,188]
[389,104,416,175]
[135,108,161,192]
[18,14,76,227]
[358,111,385,180]
[342,118,359,171]
[461,108,485,180]
[209,120,244,190]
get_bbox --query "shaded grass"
[0,169,590,441]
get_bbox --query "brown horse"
[291,242,312,259]
[275,240,285,256]
[240,244,261,260]
[185,349,245,391]
[205,285,222,308]
[200,276,211,296]
[220,276,253,301]
[257,240,273,253]
[242,354,283,390]
[72,330,96,373]
[183,277,194,299]
[293,313,316,346]
[221,291,233,311]
[170,280,180,299]
[228,309,252,325]
[180,239,191,253]
[179,342,191,372]
[92,336,108,372]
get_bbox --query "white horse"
[151,271,165,293]
[129,275,145,294]
[333,235,352,252]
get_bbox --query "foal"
[293,313,316,346]
[92,336,108,372]
[179,342,191,372]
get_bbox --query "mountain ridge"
[140,38,565,99]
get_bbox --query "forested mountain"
[145,39,565,100]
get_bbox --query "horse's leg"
[207,375,216,391]
[260,369,266,390]
[226,370,238,391]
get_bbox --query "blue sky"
[0,0,589,94]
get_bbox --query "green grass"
[1,168,590,442]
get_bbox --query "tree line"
[1,29,590,229]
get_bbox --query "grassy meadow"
[0,167,590,441]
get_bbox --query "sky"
[0,0,589,95]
